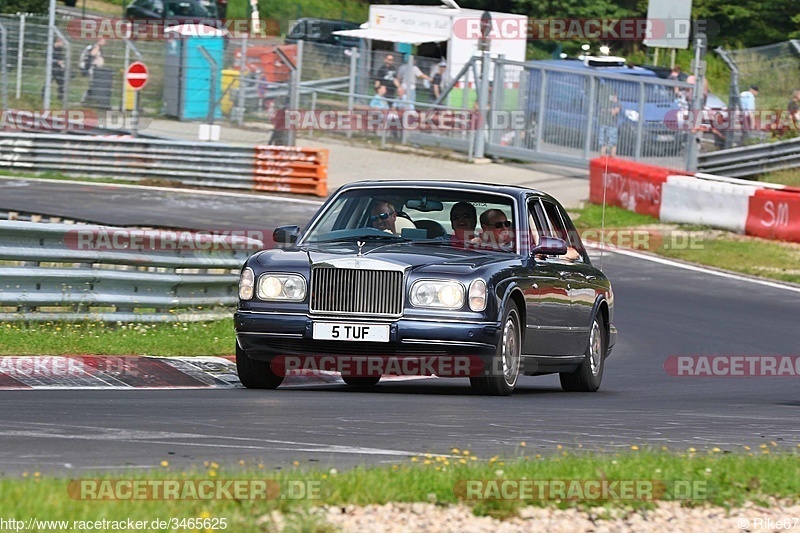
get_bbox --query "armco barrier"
[0,133,328,197]
[590,157,800,244]
[589,157,691,219]
[0,220,264,322]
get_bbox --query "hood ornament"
[357,240,365,257]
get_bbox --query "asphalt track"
[1,180,799,474]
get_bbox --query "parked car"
[235,181,616,396]
[125,0,222,28]
[285,18,362,48]
[525,56,687,156]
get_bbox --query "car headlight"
[468,279,487,312]
[624,109,639,122]
[239,267,254,300]
[409,280,464,309]
[257,273,307,301]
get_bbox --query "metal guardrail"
[697,137,800,178]
[0,132,329,196]
[0,220,261,322]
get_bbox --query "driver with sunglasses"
[369,201,399,234]
[478,209,514,251]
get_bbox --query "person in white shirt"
[396,55,431,103]
[739,85,759,138]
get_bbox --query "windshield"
[301,187,519,253]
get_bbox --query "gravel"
[265,500,800,532]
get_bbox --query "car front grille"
[310,267,404,317]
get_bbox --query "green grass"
[2,450,799,527]
[0,319,235,356]
[571,204,800,285]
[0,169,141,187]
[757,168,800,187]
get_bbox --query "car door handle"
[558,271,570,279]
[585,275,597,281]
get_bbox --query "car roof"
[338,180,553,200]
[531,59,658,77]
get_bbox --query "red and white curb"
[0,356,430,390]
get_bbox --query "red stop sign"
[126,61,149,90]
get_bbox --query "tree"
[0,0,47,13]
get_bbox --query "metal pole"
[122,40,130,112]
[346,46,357,140]
[286,39,302,147]
[488,54,504,148]
[715,46,740,150]
[473,51,491,159]
[15,14,24,100]
[634,81,646,161]
[43,0,57,109]
[309,90,316,139]
[197,45,218,126]
[0,23,7,112]
[237,35,248,126]
[583,76,596,160]
[534,69,547,153]
[132,89,140,137]
[685,35,704,172]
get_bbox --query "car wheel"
[342,375,381,387]
[235,344,283,389]
[560,314,606,392]
[470,302,521,396]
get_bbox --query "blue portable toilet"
[163,24,224,121]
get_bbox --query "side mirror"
[532,236,568,257]
[273,225,300,246]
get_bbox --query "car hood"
[258,242,517,274]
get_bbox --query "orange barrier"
[589,157,691,219]
[252,146,329,197]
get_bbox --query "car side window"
[527,199,550,247]
[542,200,584,262]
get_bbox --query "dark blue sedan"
[235,181,616,396]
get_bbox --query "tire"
[470,302,522,396]
[560,314,606,392]
[235,344,283,389]
[342,375,381,387]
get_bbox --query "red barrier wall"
[589,157,691,219]
[745,188,800,243]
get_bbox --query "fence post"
[534,69,547,153]
[634,81,645,161]
[122,40,130,113]
[347,46,357,139]
[237,34,247,126]
[15,14,24,100]
[43,0,57,110]
[583,76,596,160]
[0,22,7,112]
[473,51,491,159]
[715,46,740,150]
[685,33,706,172]
[487,54,504,149]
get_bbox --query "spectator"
[739,85,759,139]
[217,0,227,19]
[686,73,710,107]
[80,38,107,104]
[397,55,431,103]
[788,89,800,129]
[668,65,683,81]
[43,37,66,102]
[374,54,399,99]
[369,85,390,109]
[597,82,620,157]
[431,61,447,102]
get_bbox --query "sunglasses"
[369,211,395,222]
[491,221,512,229]
[451,213,474,221]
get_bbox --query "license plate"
[312,322,390,342]
[656,134,675,142]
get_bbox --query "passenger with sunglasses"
[478,209,514,251]
[449,202,478,243]
[369,201,398,234]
